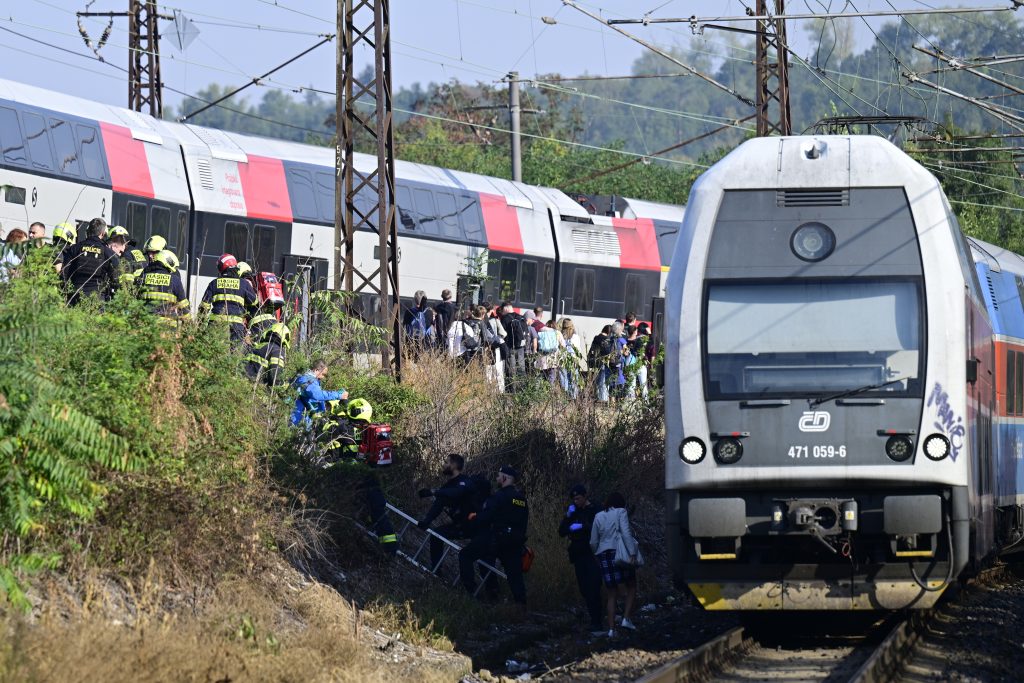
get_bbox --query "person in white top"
[590,492,640,636]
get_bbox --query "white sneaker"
[620,618,637,631]
[607,629,616,638]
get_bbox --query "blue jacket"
[290,371,345,427]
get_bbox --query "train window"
[624,274,646,320]
[541,262,553,306]
[436,191,461,239]
[459,193,483,242]
[254,224,276,273]
[413,188,439,236]
[76,125,104,181]
[499,258,518,302]
[287,169,319,220]
[1017,351,1024,416]
[572,269,595,312]
[225,221,250,261]
[152,206,171,248]
[49,119,80,177]
[396,185,415,231]
[519,260,537,305]
[22,112,54,171]
[125,201,148,244]
[315,172,336,223]
[176,211,188,260]
[4,186,26,205]
[0,107,27,165]
[1008,351,1017,417]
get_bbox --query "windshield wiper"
[809,377,906,408]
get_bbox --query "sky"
[0,0,1013,114]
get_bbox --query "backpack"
[507,314,528,349]
[606,337,623,368]
[460,320,483,361]
[408,308,432,341]
[538,328,558,354]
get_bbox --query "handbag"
[613,513,645,568]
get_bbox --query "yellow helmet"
[347,398,372,422]
[326,399,346,417]
[236,261,253,278]
[153,249,178,271]
[107,225,129,242]
[143,234,167,254]
[52,222,77,245]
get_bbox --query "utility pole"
[78,1,169,117]
[508,71,522,182]
[336,0,402,379]
[755,0,792,136]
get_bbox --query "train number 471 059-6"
[788,445,847,459]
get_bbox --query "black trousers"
[460,537,526,604]
[573,554,604,628]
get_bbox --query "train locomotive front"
[665,135,995,610]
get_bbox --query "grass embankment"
[0,249,666,679]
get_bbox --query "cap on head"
[217,253,238,274]
[499,464,519,480]
[569,484,587,498]
[144,234,167,254]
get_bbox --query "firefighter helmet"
[107,225,129,243]
[217,253,238,273]
[52,222,77,245]
[347,398,373,422]
[264,321,291,349]
[154,249,179,271]
[143,234,167,254]
[236,261,253,278]
[326,399,347,417]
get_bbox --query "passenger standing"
[434,288,457,346]
[0,228,27,281]
[587,325,614,402]
[459,464,528,604]
[417,454,475,571]
[531,307,546,332]
[290,360,349,428]
[590,492,639,636]
[403,290,435,352]
[483,305,507,393]
[558,484,604,635]
[28,222,46,247]
[448,307,484,363]
[500,302,529,385]
[60,218,119,305]
[557,318,585,398]
[201,253,258,344]
[135,250,189,322]
[522,310,539,366]
[535,320,562,384]
[630,323,652,399]
[610,321,629,399]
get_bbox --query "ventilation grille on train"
[986,273,999,311]
[776,189,849,207]
[196,159,215,191]
[571,229,620,256]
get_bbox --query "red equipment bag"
[257,272,285,310]
[521,546,536,573]
[360,423,393,467]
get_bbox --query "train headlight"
[923,434,951,461]
[713,437,743,465]
[791,222,836,262]
[679,437,707,464]
[885,435,914,462]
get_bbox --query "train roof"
[969,237,1024,277]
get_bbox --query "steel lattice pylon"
[128,0,163,118]
[755,0,791,137]
[336,0,402,378]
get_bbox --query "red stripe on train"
[99,123,154,198]
[480,193,524,254]
[612,217,661,271]
[237,155,293,222]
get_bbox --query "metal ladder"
[358,502,507,597]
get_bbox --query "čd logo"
[798,411,831,433]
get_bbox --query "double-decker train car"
[664,135,1022,610]
[0,77,678,345]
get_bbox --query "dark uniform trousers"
[244,339,285,386]
[201,274,256,343]
[459,485,528,604]
[574,556,603,629]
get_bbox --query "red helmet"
[217,253,238,273]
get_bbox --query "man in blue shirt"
[291,360,348,427]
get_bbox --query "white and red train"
[0,77,681,343]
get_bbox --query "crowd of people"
[403,289,657,401]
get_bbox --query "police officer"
[417,453,475,572]
[50,222,77,273]
[136,249,189,323]
[558,484,604,635]
[60,218,119,305]
[244,321,290,387]
[459,464,528,604]
[201,253,257,343]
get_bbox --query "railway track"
[633,613,929,683]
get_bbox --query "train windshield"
[704,280,922,399]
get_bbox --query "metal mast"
[336,0,402,378]
[755,0,792,136]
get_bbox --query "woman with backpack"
[557,318,584,398]
[535,319,563,384]
[590,492,640,637]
